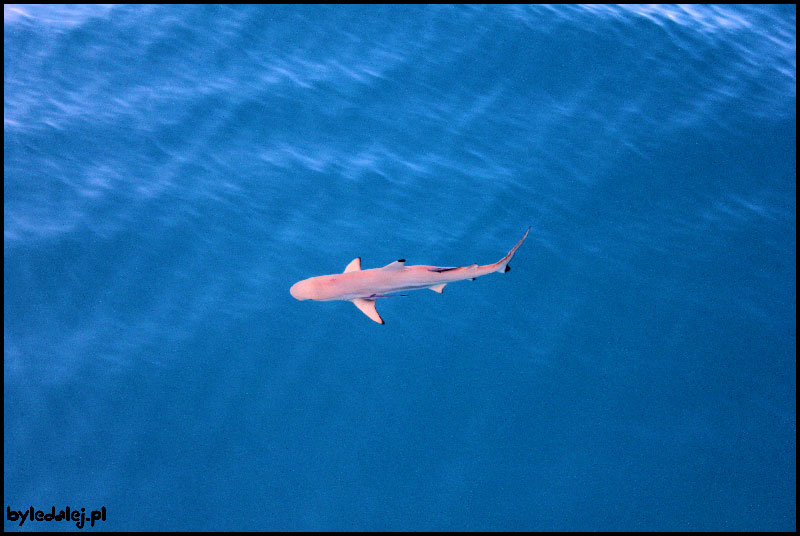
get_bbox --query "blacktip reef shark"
[290,228,530,324]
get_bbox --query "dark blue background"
[4,4,795,530]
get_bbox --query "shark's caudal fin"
[495,227,530,273]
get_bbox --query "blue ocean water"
[3,4,795,531]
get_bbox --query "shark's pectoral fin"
[429,283,446,293]
[352,298,384,324]
[344,257,361,273]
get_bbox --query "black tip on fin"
[471,278,476,280]
[504,264,511,273]
[398,259,405,262]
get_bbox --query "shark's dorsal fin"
[382,259,405,270]
[344,257,361,273]
[352,298,384,324]
[429,283,446,293]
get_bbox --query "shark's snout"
[290,282,303,300]
[290,280,310,300]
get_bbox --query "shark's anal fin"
[429,283,446,293]
[352,298,384,324]
[344,257,361,273]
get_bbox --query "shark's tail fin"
[495,227,530,273]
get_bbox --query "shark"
[290,228,530,324]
